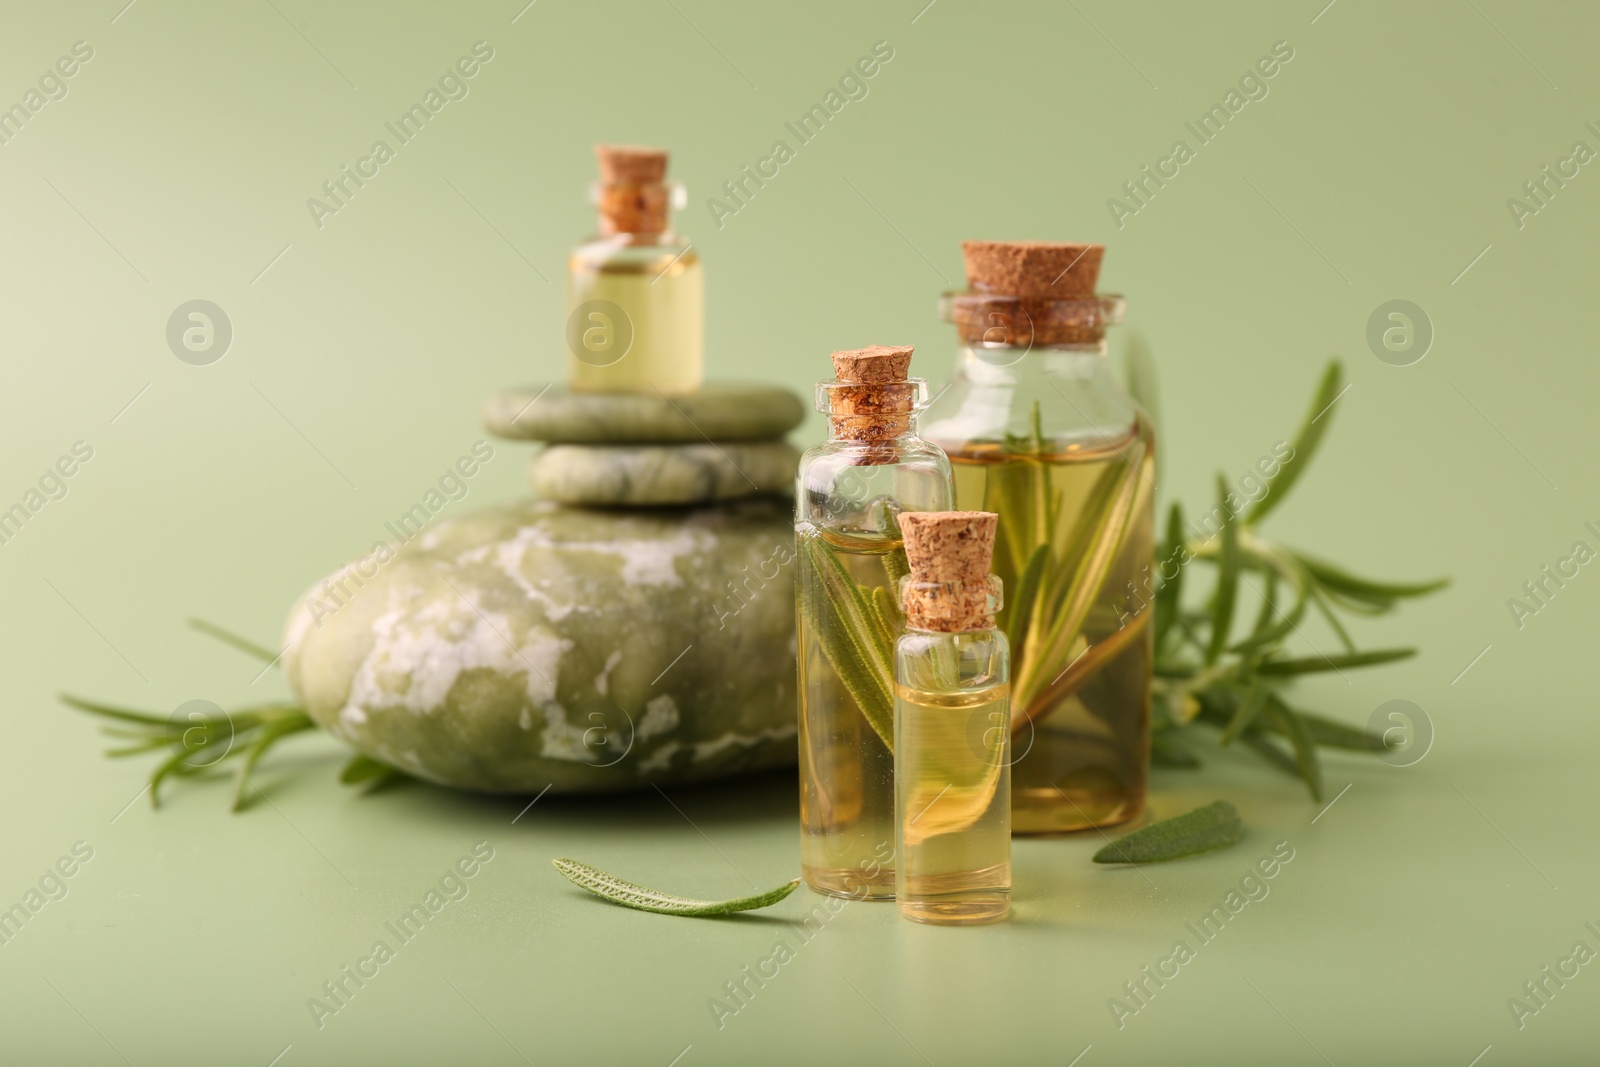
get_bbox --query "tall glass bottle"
[565,144,703,393]
[795,345,953,898]
[922,242,1155,833]
[894,511,1011,925]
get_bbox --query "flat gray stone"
[282,497,798,794]
[484,383,806,444]
[528,441,797,506]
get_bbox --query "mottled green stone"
[282,497,799,794]
[528,441,798,506]
[483,383,807,444]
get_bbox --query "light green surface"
[2,2,1595,1064]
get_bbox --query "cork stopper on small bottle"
[826,344,918,442]
[594,144,671,235]
[953,241,1109,346]
[897,511,1001,632]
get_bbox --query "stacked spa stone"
[482,383,805,507]
[279,381,807,798]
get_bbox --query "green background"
[2,1,1595,1063]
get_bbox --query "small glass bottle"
[922,242,1155,834]
[565,144,703,393]
[795,345,953,899]
[894,511,1011,925]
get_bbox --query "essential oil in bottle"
[566,144,703,393]
[795,345,954,899]
[923,242,1155,833]
[894,510,1011,925]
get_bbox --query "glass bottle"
[795,345,954,899]
[922,242,1155,833]
[565,144,703,393]
[894,511,1011,925]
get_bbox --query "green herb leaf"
[1150,733,1201,769]
[1243,359,1342,526]
[1219,680,1269,746]
[1093,800,1244,864]
[798,532,896,748]
[1292,553,1449,606]
[1257,648,1415,676]
[339,754,400,786]
[187,618,281,664]
[1205,474,1239,665]
[552,859,802,917]
[1152,502,1185,656]
[1265,696,1323,801]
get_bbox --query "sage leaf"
[1093,800,1244,864]
[552,859,801,917]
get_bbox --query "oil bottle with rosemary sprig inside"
[795,345,953,898]
[922,242,1156,833]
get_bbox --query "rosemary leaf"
[1265,696,1323,801]
[339,754,401,786]
[1093,800,1244,864]
[1152,502,1184,656]
[1219,680,1269,746]
[1241,732,1301,779]
[1205,474,1239,665]
[798,534,895,748]
[1257,648,1416,675]
[1243,359,1342,526]
[187,618,281,665]
[1150,733,1201,769]
[1292,552,1449,606]
[1004,543,1047,665]
[552,859,801,917]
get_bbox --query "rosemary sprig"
[1150,359,1448,800]
[552,858,801,917]
[63,618,400,811]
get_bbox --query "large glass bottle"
[922,242,1155,833]
[894,511,1011,926]
[795,345,953,898]
[565,144,703,393]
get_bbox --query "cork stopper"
[955,241,1109,346]
[594,144,671,235]
[897,511,1001,632]
[963,241,1102,297]
[595,144,668,184]
[825,345,918,442]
